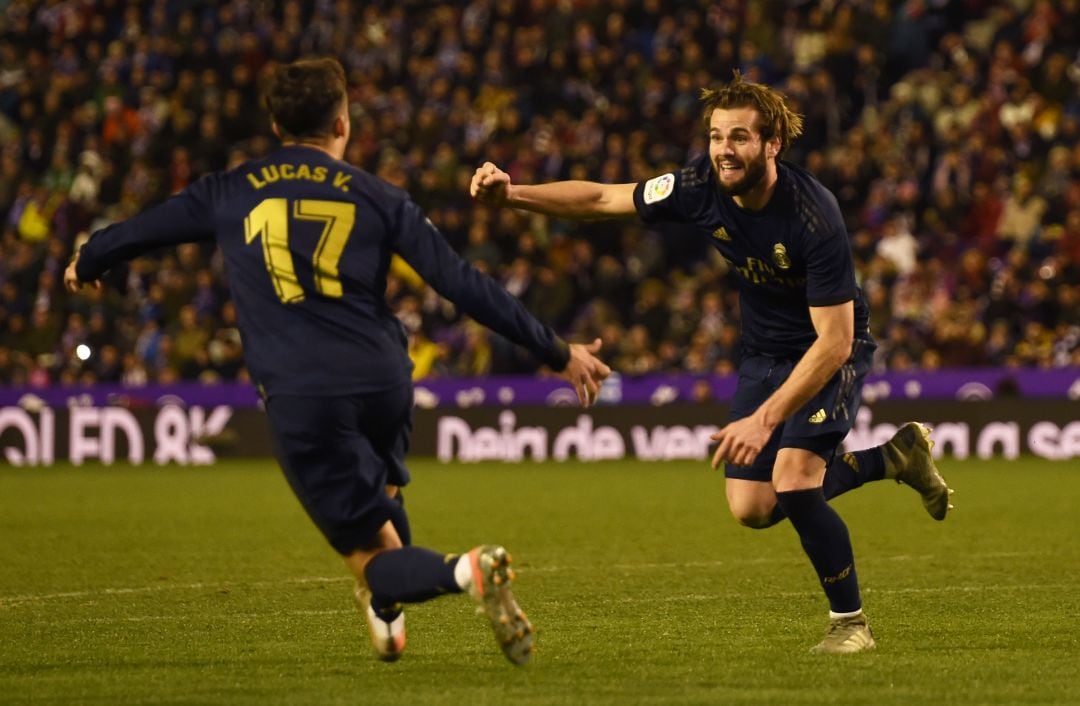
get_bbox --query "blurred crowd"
[0,0,1078,389]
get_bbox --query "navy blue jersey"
[77,145,569,397]
[633,154,872,358]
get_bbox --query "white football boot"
[354,585,406,662]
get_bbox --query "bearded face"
[713,140,768,196]
[708,107,775,198]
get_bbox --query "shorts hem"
[325,503,396,556]
[724,464,774,482]
[778,434,844,462]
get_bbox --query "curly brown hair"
[263,57,347,140]
[700,71,804,155]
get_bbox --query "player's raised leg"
[353,539,534,665]
[810,423,954,521]
[738,447,889,529]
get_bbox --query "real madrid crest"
[772,243,791,270]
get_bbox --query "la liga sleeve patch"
[642,173,675,204]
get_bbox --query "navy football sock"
[775,488,861,614]
[823,448,886,499]
[387,492,411,546]
[365,546,462,618]
[760,449,887,528]
[368,594,402,622]
[762,504,787,528]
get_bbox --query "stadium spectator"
[0,0,1076,387]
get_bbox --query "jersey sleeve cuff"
[807,294,855,307]
[74,244,102,282]
[546,337,571,371]
[631,182,652,221]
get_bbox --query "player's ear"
[333,112,349,139]
[766,136,781,159]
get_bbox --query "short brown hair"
[700,71,804,155]
[263,58,347,139]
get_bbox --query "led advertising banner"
[2,401,1077,466]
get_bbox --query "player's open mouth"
[718,164,742,175]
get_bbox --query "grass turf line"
[1,458,1078,705]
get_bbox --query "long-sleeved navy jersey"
[77,145,570,397]
[633,154,872,359]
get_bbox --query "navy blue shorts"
[264,383,413,555]
[725,339,876,483]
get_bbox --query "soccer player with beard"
[470,72,953,653]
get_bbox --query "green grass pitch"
[2,458,1078,705]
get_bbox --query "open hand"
[558,338,611,407]
[710,414,775,469]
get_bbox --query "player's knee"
[726,484,778,529]
[728,504,775,529]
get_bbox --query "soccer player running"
[470,73,952,653]
[64,58,611,666]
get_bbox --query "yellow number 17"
[243,198,356,303]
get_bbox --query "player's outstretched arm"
[556,338,612,407]
[393,197,611,404]
[470,162,636,220]
[63,179,217,290]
